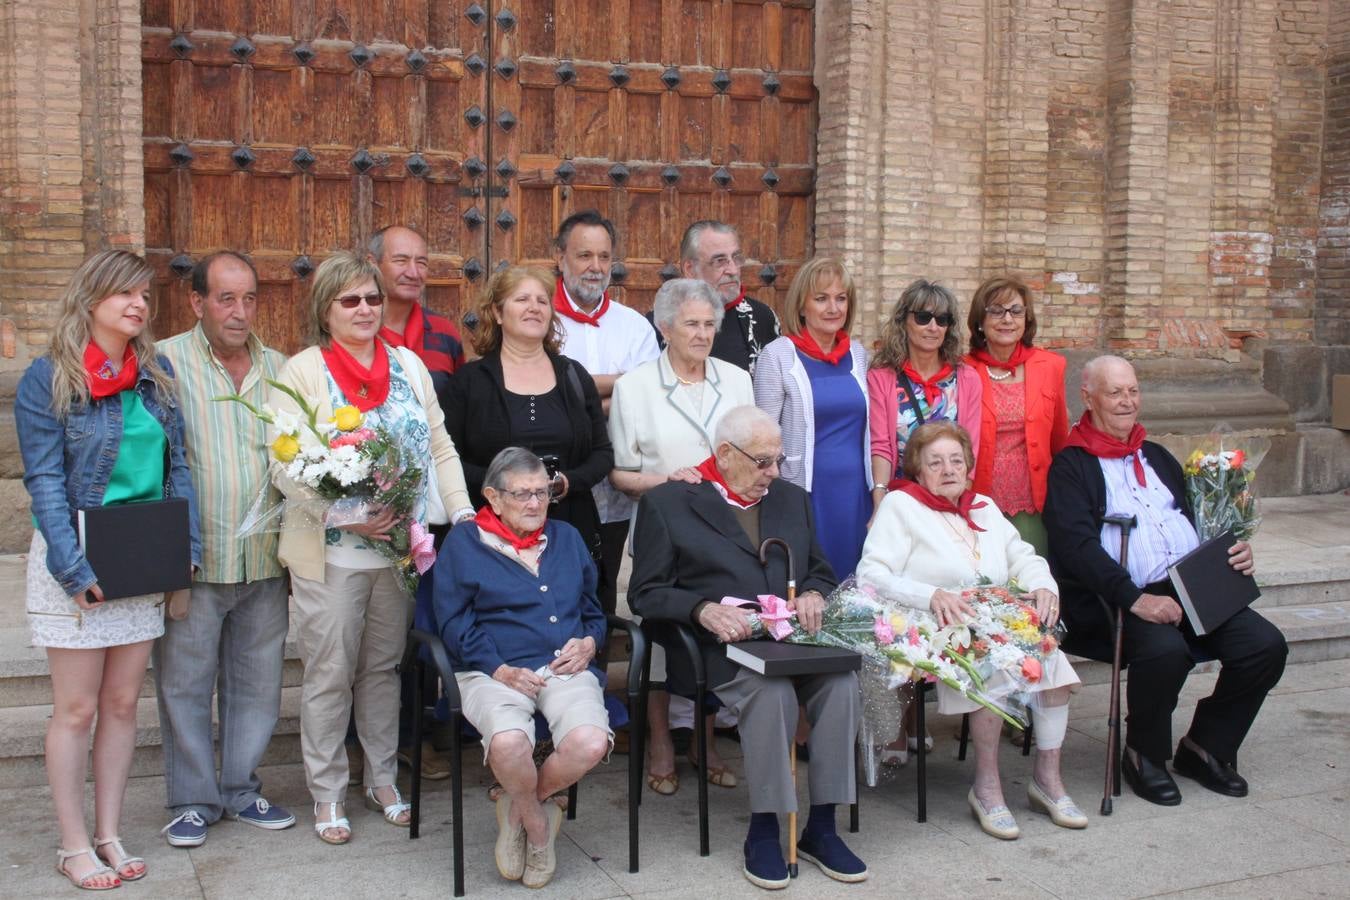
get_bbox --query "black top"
[504,386,571,462]
[441,351,614,553]
[646,294,781,374]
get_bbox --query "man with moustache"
[552,210,659,629]
[155,252,294,846]
[652,221,779,375]
[369,224,465,395]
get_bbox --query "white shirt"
[1098,455,1200,586]
[556,286,660,523]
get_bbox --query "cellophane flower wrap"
[218,381,435,594]
[1178,429,1269,541]
[725,578,1034,785]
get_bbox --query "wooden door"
[486,0,818,313]
[142,1,489,353]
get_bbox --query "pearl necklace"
[986,366,1015,381]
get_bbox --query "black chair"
[633,621,860,862]
[403,614,646,896]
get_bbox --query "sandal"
[313,801,351,845]
[688,751,738,788]
[93,837,145,881]
[646,770,679,795]
[364,786,412,827]
[55,846,120,891]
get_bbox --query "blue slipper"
[797,831,868,882]
[742,838,789,890]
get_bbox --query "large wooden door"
[142,1,816,351]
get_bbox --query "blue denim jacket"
[16,354,202,596]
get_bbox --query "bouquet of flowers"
[218,382,436,594]
[1180,429,1270,540]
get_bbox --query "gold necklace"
[939,512,980,562]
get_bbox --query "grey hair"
[679,220,738,263]
[367,224,428,261]
[483,447,548,493]
[651,278,725,331]
[714,405,780,449]
[1081,354,1133,392]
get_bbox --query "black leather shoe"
[1122,752,1182,806]
[1173,742,1248,797]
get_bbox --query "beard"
[564,271,610,308]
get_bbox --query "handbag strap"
[900,374,926,427]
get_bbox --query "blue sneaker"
[227,798,295,830]
[797,831,868,883]
[161,810,208,847]
[742,838,789,890]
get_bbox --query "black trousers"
[1123,582,1287,765]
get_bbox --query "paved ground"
[2,656,1347,899]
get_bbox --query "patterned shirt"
[893,369,959,474]
[158,325,286,584]
[1099,454,1200,586]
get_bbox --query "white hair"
[651,278,724,331]
[1081,354,1133,393]
[714,405,779,449]
[483,447,547,493]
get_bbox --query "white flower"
[267,407,302,437]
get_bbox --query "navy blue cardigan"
[434,518,606,677]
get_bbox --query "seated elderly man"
[629,405,865,890]
[434,447,612,889]
[1043,355,1287,806]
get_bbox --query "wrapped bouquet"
[1180,429,1270,540]
[219,381,435,594]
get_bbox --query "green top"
[103,391,166,505]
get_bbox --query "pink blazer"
[867,364,983,476]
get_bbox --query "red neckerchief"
[968,344,1033,376]
[1063,410,1149,487]
[901,361,954,407]
[694,455,759,509]
[723,286,746,312]
[320,340,390,412]
[788,330,851,366]
[552,278,610,327]
[84,342,138,399]
[379,304,425,353]
[892,479,988,532]
[474,505,545,551]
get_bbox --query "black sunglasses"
[729,442,786,471]
[335,292,385,309]
[907,309,955,328]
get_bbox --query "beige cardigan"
[269,345,471,583]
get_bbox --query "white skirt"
[935,649,1081,716]
[26,531,165,649]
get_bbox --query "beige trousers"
[291,562,411,802]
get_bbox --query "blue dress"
[802,353,870,578]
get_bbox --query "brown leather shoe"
[397,740,451,781]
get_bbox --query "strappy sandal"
[687,751,738,788]
[313,801,351,845]
[55,846,120,891]
[646,770,679,795]
[93,837,145,881]
[364,786,412,827]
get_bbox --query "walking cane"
[1100,514,1137,816]
[757,537,798,878]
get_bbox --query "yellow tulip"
[271,433,300,463]
[331,405,363,432]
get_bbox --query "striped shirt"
[159,326,287,584]
[1099,454,1200,587]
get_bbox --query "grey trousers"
[713,667,861,814]
[152,577,289,822]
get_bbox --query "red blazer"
[965,347,1069,513]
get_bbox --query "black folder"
[77,498,192,600]
[726,641,862,677]
[1168,531,1261,637]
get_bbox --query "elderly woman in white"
[856,421,1086,840]
[609,277,753,797]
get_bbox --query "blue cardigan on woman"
[434,518,607,677]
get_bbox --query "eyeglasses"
[503,487,551,503]
[728,442,786,471]
[335,292,384,309]
[908,310,955,328]
[985,305,1026,320]
[702,252,746,270]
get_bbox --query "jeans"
[153,577,289,822]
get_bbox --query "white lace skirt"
[26,531,164,649]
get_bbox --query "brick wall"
[815,0,1339,355]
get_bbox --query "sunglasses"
[335,292,384,309]
[729,442,786,471]
[907,310,955,328]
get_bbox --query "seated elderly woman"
[856,421,1086,840]
[433,447,612,889]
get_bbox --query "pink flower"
[906,626,922,647]
[330,428,376,449]
[874,616,895,645]
[1021,657,1042,683]
[409,522,436,574]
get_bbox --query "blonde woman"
[16,250,201,889]
[269,252,472,844]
